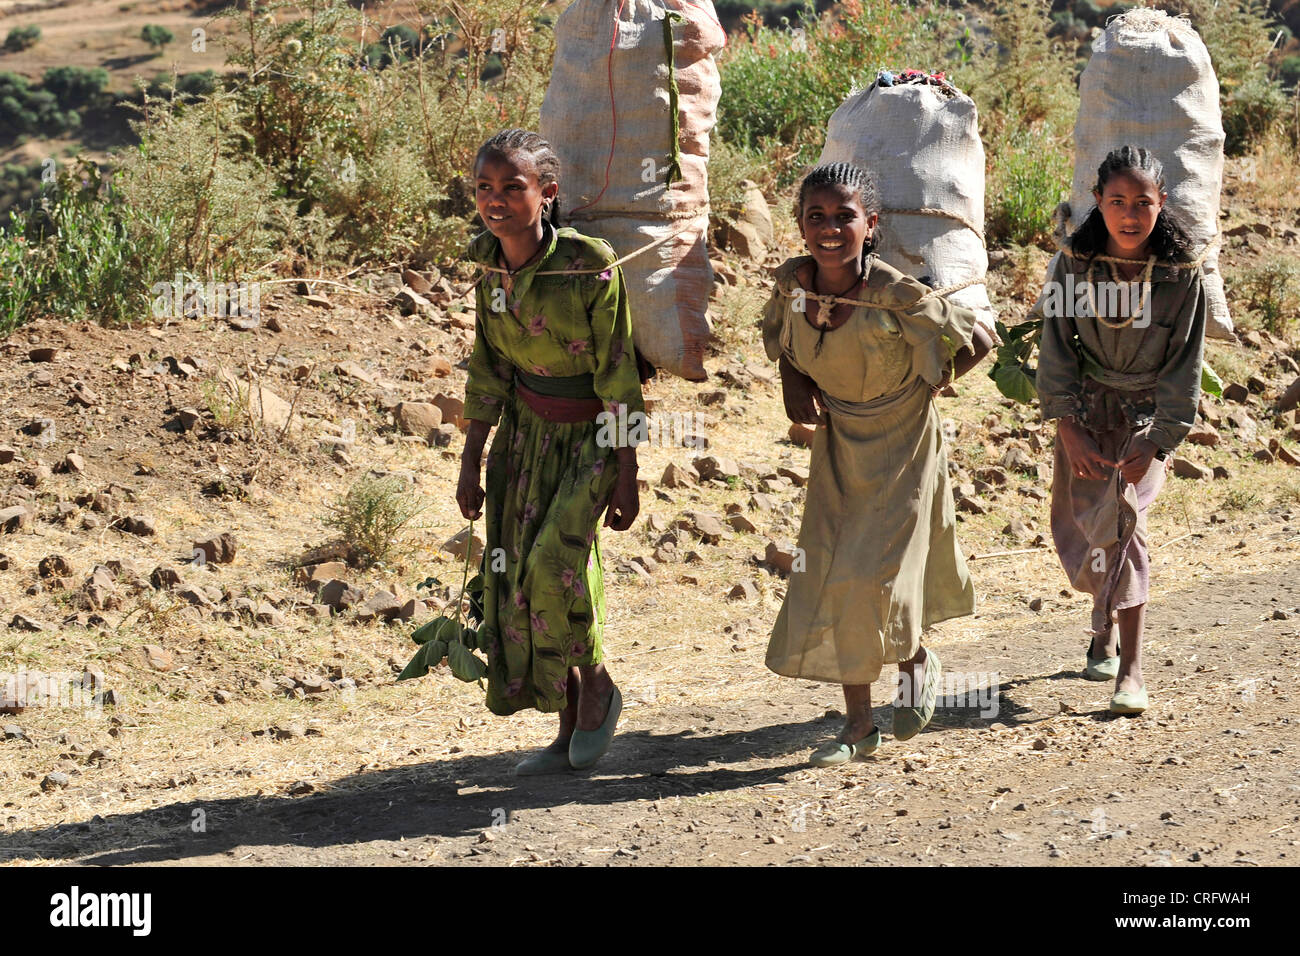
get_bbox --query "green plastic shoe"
[1109,686,1148,715]
[1085,652,1121,681]
[893,649,942,741]
[1085,634,1121,681]
[514,748,572,776]
[568,685,622,770]
[809,727,881,767]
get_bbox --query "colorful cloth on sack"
[463,221,645,715]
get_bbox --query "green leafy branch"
[397,519,490,684]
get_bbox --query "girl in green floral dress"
[457,129,644,774]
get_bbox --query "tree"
[141,25,174,53]
[3,25,41,53]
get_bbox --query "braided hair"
[474,128,562,225]
[1070,145,1194,262]
[794,162,882,269]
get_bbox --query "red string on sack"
[566,0,727,217]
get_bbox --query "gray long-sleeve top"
[1033,250,1206,453]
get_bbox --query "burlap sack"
[540,0,725,381]
[819,72,995,333]
[1065,8,1232,339]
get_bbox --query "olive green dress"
[761,255,978,685]
[464,222,645,716]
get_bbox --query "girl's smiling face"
[797,184,877,273]
[473,151,558,241]
[1094,168,1166,258]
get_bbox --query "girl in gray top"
[1034,145,1206,716]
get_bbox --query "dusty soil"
[0,155,1299,867]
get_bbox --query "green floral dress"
[464,222,645,716]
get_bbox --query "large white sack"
[540,0,725,381]
[1066,8,1232,339]
[819,72,995,333]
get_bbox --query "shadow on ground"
[0,719,828,865]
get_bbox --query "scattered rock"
[430,394,466,431]
[1171,457,1211,481]
[394,288,432,316]
[394,402,443,442]
[681,511,727,544]
[1185,421,1220,447]
[318,579,363,611]
[111,515,156,537]
[694,456,740,482]
[443,527,484,563]
[355,590,402,622]
[38,554,73,578]
[776,464,809,487]
[727,513,757,533]
[727,580,759,601]
[1223,382,1250,403]
[150,566,183,590]
[8,614,47,632]
[141,645,175,672]
[194,532,238,565]
[764,539,801,574]
[660,462,698,488]
[0,505,32,533]
[41,772,70,791]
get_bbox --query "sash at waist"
[514,369,596,398]
[1082,367,1159,391]
[514,378,604,423]
[820,376,927,419]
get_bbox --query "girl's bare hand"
[603,471,639,531]
[779,357,823,425]
[1117,438,1160,485]
[1058,418,1114,482]
[456,460,485,520]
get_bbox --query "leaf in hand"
[397,639,449,681]
[447,641,488,682]
[1201,362,1223,398]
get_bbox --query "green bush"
[715,0,953,177]
[141,25,174,52]
[115,88,294,281]
[1238,258,1300,336]
[42,66,109,110]
[322,474,427,569]
[1164,0,1288,155]
[986,126,1072,247]
[1280,54,1300,90]
[3,25,41,53]
[0,159,172,332]
[0,72,81,137]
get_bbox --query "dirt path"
[3,552,1296,867]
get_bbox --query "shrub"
[322,475,427,569]
[986,126,1072,247]
[3,25,41,53]
[42,66,109,110]
[141,25,174,52]
[1237,257,1300,336]
[1163,0,1288,154]
[0,71,81,137]
[715,0,952,178]
[1280,54,1300,90]
[114,87,294,280]
[0,159,172,330]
